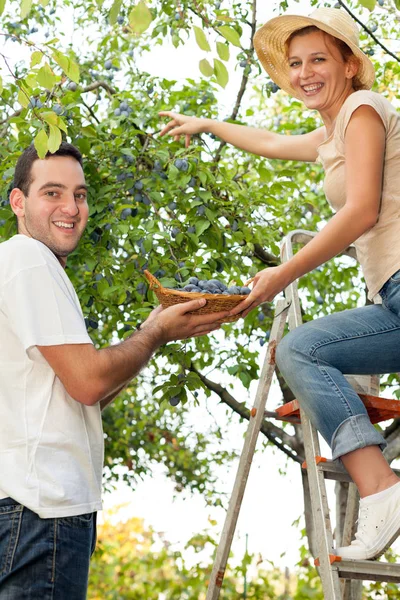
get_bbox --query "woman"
[159,7,400,560]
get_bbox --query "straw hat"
[253,7,375,99]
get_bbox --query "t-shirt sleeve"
[335,91,388,144]
[1,264,93,351]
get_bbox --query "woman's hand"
[229,266,291,318]
[159,111,211,147]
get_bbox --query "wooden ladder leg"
[205,298,289,600]
[301,412,343,600]
[342,579,363,600]
[282,234,341,597]
[342,483,359,548]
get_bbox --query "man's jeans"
[276,269,400,460]
[0,497,97,599]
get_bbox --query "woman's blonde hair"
[285,25,364,91]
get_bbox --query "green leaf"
[129,1,153,35]
[394,0,400,8]
[358,0,376,8]
[42,111,58,125]
[57,118,68,133]
[109,0,122,24]
[195,219,210,236]
[0,0,6,16]
[193,26,210,52]
[37,63,57,89]
[30,51,43,67]
[199,58,213,77]
[81,125,98,138]
[34,129,48,159]
[198,171,207,186]
[216,42,229,61]
[20,0,33,19]
[39,0,50,5]
[76,137,91,155]
[66,59,80,84]
[48,124,62,153]
[0,75,3,95]
[217,25,241,47]
[213,58,229,88]
[17,88,29,108]
[25,74,37,88]
[52,51,80,83]
[52,50,68,71]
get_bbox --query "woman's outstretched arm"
[159,110,325,162]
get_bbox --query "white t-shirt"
[0,234,104,518]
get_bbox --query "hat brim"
[253,14,375,99]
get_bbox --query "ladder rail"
[281,230,343,599]
[205,298,289,600]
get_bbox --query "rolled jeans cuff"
[331,414,387,461]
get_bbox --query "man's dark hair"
[13,142,83,196]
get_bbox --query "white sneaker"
[336,481,400,560]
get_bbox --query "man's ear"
[9,188,26,218]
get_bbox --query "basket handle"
[144,270,161,290]
[245,277,255,287]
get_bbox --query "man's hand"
[228,266,291,319]
[141,298,229,343]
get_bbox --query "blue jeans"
[276,270,400,460]
[0,497,97,599]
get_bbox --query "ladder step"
[302,458,400,483]
[319,556,400,583]
[274,395,400,424]
[304,458,352,482]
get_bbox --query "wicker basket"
[144,270,250,323]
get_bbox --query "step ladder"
[206,230,400,600]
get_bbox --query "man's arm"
[38,299,228,407]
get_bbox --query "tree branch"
[383,418,400,440]
[0,108,22,126]
[191,364,303,463]
[83,80,117,96]
[337,0,400,62]
[81,98,100,124]
[383,433,400,464]
[253,243,280,266]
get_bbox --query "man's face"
[14,156,89,266]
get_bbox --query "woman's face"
[287,29,356,112]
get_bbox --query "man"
[0,142,226,598]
